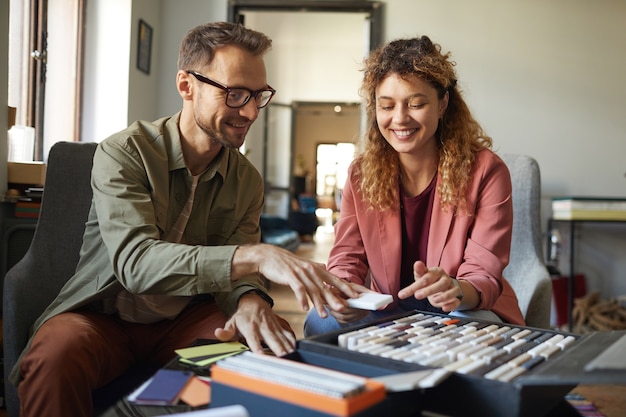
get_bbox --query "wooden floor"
[270,227,626,417]
[268,226,336,340]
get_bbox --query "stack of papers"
[175,342,249,368]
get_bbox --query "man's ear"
[177,70,193,100]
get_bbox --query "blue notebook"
[133,368,194,406]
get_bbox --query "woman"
[304,36,524,337]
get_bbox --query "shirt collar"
[165,111,230,181]
[165,111,186,172]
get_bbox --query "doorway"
[315,141,355,232]
[293,101,360,200]
[316,142,355,201]
[228,1,383,218]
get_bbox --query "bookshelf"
[552,197,626,221]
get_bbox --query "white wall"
[81,0,166,142]
[244,11,367,104]
[156,0,227,118]
[81,0,131,142]
[127,0,161,126]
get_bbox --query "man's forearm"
[231,245,262,281]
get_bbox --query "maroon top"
[399,175,437,310]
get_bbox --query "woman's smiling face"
[375,72,448,155]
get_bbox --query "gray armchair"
[501,154,553,329]
[2,141,154,416]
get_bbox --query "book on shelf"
[15,198,42,218]
[551,196,626,221]
[24,187,44,199]
[552,210,626,221]
[552,196,626,210]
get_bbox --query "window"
[8,0,84,161]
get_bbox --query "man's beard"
[195,115,248,150]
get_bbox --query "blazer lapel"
[375,207,402,292]
[427,183,454,267]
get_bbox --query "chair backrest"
[2,141,97,417]
[500,154,552,329]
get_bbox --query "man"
[11,22,355,417]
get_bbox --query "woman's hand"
[397,261,464,312]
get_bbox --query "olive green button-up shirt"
[11,112,268,384]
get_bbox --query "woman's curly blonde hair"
[355,36,492,213]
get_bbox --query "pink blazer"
[328,149,525,325]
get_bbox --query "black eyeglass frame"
[186,70,276,109]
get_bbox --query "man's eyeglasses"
[186,70,276,109]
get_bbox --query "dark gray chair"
[2,141,154,416]
[501,154,553,329]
